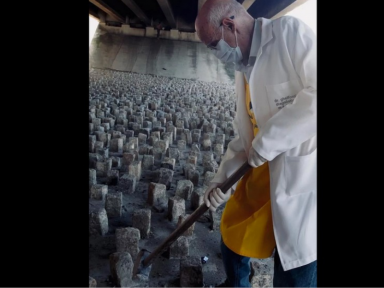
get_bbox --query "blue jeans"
[220,237,251,287]
[273,248,317,287]
[220,237,317,287]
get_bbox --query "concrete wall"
[89,26,235,83]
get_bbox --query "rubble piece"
[177,214,195,236]
[162,131,173,145]
[89,169,96,187]
[176,119,184,129]
[138,133,147,145]
[95,158,112,177]
[187,155,197,165]
[166,147,180,161]
[147,182,167,207]
[209,210,221,231]
[203,152,214,165]
[89,184,108,200]
[202,133,212,151]
[203,171,216,187]
[203,122,216,134]
[157,168,174,189]
[106,169,119,185]
[128,160,142,180]
[89,208,108,236]
[138,144,151,155]
[89,135,96,153]
[168,196,185,222]
[104,191,122,217]
[94,140,104,151]
[187,169,200,186]
[176,128,184,140]
[111,156,121,168]
[183,129,192,145]
[95,161,106,177]
[119,174,137,194]
[183,163,196,176]
[175,180,194,201]
[97,147,108,158]
[191,143,200,152]
[132,209,151,239]
[204,159,219,173]
[139,128,151,138]
[191,188,205,210]
[152,126,166,134]
[126,130,134,138]
[109,252,133,287]
[110,138,123,153]
[149,135,159,146]
[250,273,273,288]
[142,154,155,170]
[112,130,122,138]
[161,157,176,170]
[177,140,186,150]
[151,131,161,139]
[214,143,224,157]
[180,256,204,287]
[132,123,142,134]
[153,140,168,158]
[105,158,112,171]
[250,259,274,277]
[100,122,109,131]
[95,131,108,146]
[127,137,139,150]
[115,227,140,260]
[169,236,189,259]
[215,134,225,145]
[192,132,200,143]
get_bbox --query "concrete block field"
[89,68,274,287]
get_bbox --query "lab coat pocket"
[285,148,317,196]
[265,79,302,116]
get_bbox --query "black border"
[2,1,90,287]
[3,0,384,287]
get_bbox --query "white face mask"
[211,26,243,65]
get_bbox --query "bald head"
[196,0,246,44]
[195,0,255,65]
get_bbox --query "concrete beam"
[156,0,176,28]
[242,0,256,10]
[121,0,151,26]
[89,0,125,23]
[271,0,309,19]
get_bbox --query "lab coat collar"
[246,19,261,66]
[258,18,273,56]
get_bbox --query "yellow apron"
[220,75,276,258]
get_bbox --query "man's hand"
[248,147,267,168]
[203,183,232,212]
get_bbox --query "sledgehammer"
[132,162,252,278]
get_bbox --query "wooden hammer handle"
[141,162,252,268]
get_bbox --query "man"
[195,0,317,287]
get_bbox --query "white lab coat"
[211,16,317,271]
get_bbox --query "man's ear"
[222,17,235,31]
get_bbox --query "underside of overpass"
[89,0,310,82]
[89,0,309,40]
